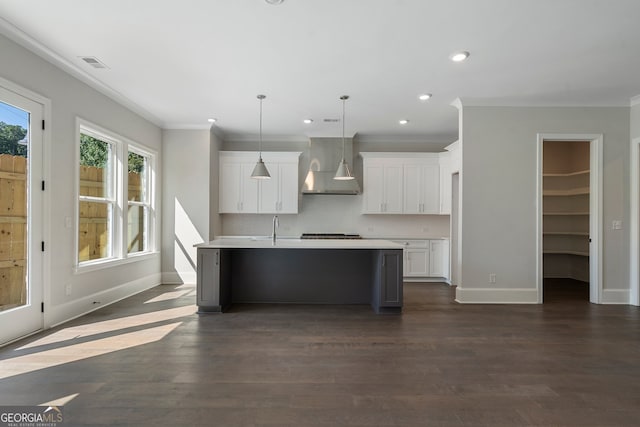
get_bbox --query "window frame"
[75,118,158,273]
[126,145,156,258]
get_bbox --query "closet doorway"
[537,134,602,304]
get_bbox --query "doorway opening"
[538,134,602,304]
[542,140,590,302]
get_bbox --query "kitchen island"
[195,238,404,314]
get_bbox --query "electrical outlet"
[65,216,72,228]
[612,220,622,230]
[65,283,72,296]
[489,273,496,284]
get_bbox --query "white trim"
[630,137,640,306]
[0,16,163,128]
[162,271,197,285]
[403,278,449,283]
[536,133,604,304]
[75,118,159,271]
[602,289,631,305]
[46,273,161,328]
[455,287,538,304]
[454,97,628,108]
[73,251,159,275]
[0,76,51,344]
[631,95,640,107]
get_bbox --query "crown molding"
[0,17,164,128]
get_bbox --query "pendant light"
[251,94,271,179]
[334,95,355,180]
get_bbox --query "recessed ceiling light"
[207,118,217,123]
[418,94,432,101]
[265,0,284,4]
[450,51,470,62]
[303,119,313,124]
[399,119,409,125]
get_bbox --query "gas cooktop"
[300,233,362,240]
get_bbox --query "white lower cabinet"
[429,239,449,278]
[393,239,449,280]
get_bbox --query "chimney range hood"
[302,137,361,195]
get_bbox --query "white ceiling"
[1,0,639,143]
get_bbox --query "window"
[77,120,156,269]
[127,149,151,254]
[78,130,116,262]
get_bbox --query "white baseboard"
[45,273,161,328]
[404,277,449,283]
[455,287,539,304]
[602,288,630,304]
[161,271,196,285]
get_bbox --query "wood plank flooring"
[1,282,639,426]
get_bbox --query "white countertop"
[196,238,403,250]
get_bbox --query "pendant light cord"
[340,95,349,160]
[342,97,345,160]
[258,94,265,160]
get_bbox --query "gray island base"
[195,239,403,314]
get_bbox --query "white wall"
[209,128,223,239]
[0,33,163,326]
[161,129,210,284]
[632,102,640,139]
[218,138,451,239]
[458,105,629,303]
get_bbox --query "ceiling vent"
[79,56,109,69]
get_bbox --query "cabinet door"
[259,161,279,214]
[240,163,259,213]
[406,249,429,277]
[378,250,403,306]
[277,162,299,214]
[403,164,422,214]
[383,164,403,213]
[363,163,385,213]
[219,162,241,213]
[197,249,221,311]
[421,164,440,214]
[429,240,449,278]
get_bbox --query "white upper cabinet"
[362,160,403,213]
[403,160,440,214]
[219,160,259,213]
[219,151,301,214]
[259,161,299,214]
[361,152,442,215]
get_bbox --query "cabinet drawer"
[393,239,428,249]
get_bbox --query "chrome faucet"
[272,215,279,245]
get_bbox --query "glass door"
[0,84,44,345]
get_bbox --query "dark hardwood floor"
[1,282,639,426]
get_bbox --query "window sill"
[74,251,160,275]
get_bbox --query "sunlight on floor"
[0,322,182,381]
[17,305,197,351]
[143,290,192,304]
[40,393,80,407]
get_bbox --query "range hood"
[302,137,361,195]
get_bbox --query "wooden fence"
[0,154,27,311]
[78,165,143,261]
[0,155,142,310]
